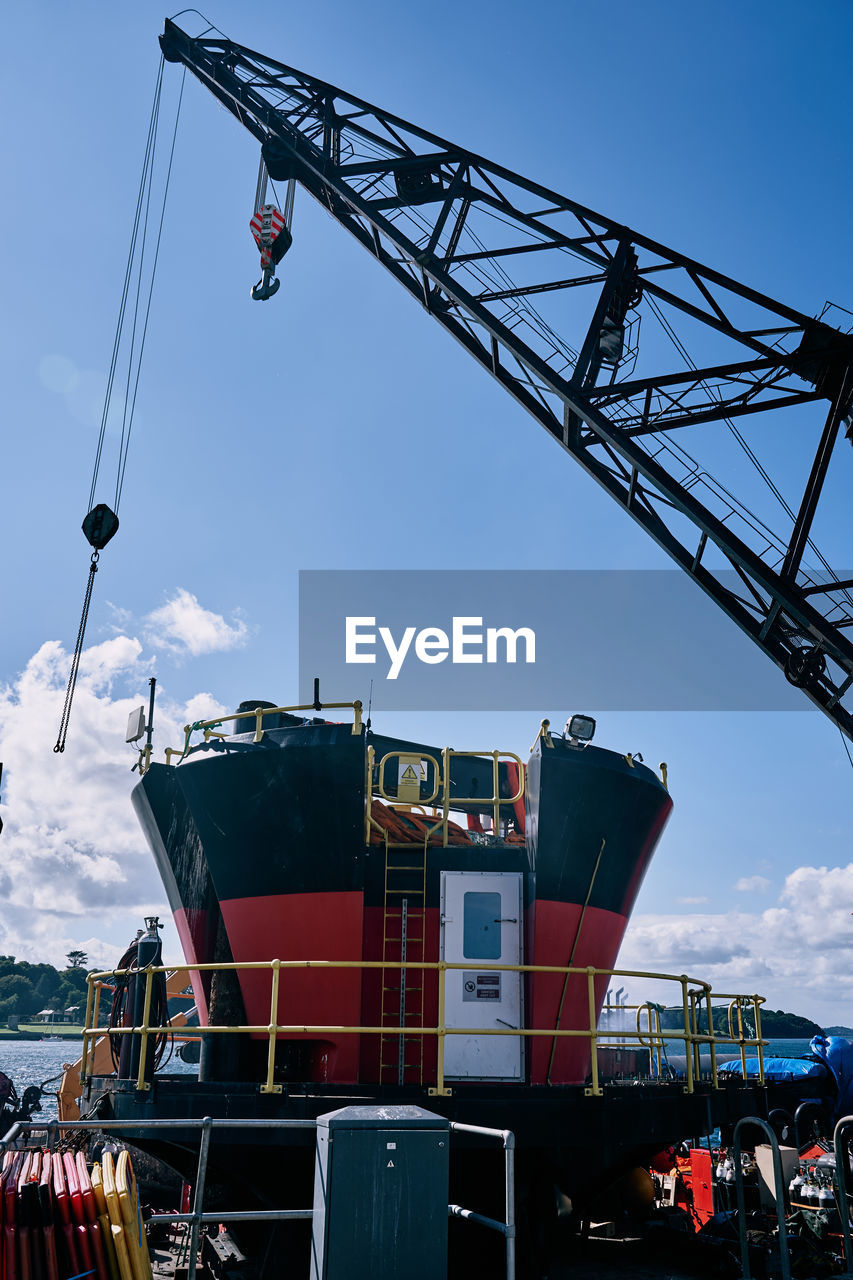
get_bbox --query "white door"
[440,871,524,1081]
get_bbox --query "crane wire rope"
[54,57,184,754]
[88,58,164,514]
[267,174,296,230]
[115,65,186,511]
[841,727,853,774]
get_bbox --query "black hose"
[109,936,170,1073]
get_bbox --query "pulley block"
[82,503,120,551]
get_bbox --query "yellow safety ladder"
[379,830,428,1085]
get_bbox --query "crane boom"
[161,19,853,740]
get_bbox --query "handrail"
[81,959,767,1099]
[156,718,525,854]
[635,1001,665,1078]
[157,720,523,853]
[0,1117,517,1280]
[833,1114,853,1277]
[151,699,364,772]
[375,749,442,805]
[365,745,526,847]
[443,748,526,841]
[0,1118,316,1280]
[688,988,765,1083]
[732,1116,791,1280]
[449,1122,516,1280]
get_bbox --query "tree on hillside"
[55,981,87,1011]
[60,967,89,995]
[34,970,61,1005]
[0,975,38,1016]
[66,950,88,970]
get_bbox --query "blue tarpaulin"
[718,1057,830,1081]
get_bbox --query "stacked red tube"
[1,1150,120,1280]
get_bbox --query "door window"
[463,891,501,959]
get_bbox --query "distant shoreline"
[0,1028,84,1042]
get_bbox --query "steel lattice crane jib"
[159,18,853,742]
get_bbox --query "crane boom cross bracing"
[160,19,853,740]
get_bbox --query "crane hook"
[249,200,292,302]
[250,267,281,302]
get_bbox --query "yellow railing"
[603,992,766,1092]
[365,745,526,847]
[694,989,766,1085]
[145,699,364,772]
[81,960,767,1100]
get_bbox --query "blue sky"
[1,1,852,1025]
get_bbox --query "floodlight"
[566,714,596,744]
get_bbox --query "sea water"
[765,1038,817,1058]
[661,1037,816,1072]
[0,1039,198,1123]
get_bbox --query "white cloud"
[734,875,771,892]
[0,633,230,968]
[619,862,853,1025]
[677,895,709,905]
[105,601,133,633]
[144,589,248,658]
